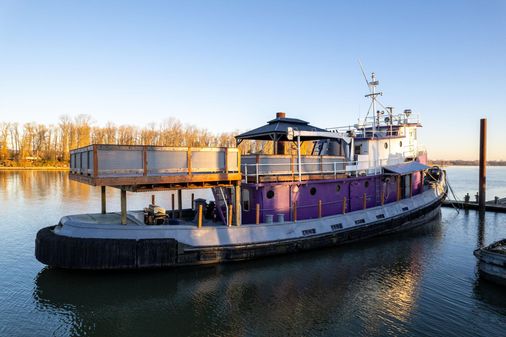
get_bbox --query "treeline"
[429,160,506,166]
[0,115,239,167]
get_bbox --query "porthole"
[266,190,275,199]
[399,141,403,147]
[384,142,388,149]
[310,187,317,196]
[336,184,341,192]
[364,181,369,188]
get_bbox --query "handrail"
[241,156,414,182]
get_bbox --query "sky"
[0,0,505,160]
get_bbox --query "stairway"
[212,187,230,226]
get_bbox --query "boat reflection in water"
[33,213,442,337]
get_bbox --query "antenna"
[358,60,370,91]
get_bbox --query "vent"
[402,207,409,211]
[302,228,316,236]
[355,219,366,225]
[331,223,343,231]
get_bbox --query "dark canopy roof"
[235,113,328,142]
[383,161,430,175]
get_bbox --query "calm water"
[0,167,505,337]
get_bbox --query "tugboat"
[35,73,447,269]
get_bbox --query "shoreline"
[0,167,69,171]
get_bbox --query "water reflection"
[33,216,442,337]
[473,279,506,312]
[477,211,486,249]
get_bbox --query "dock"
[442,198,506,213]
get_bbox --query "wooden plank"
[93,145,98,178]
[69,172,242,186]
[224,147,228,173]
[143,146,147,176]
[187,147,192,177]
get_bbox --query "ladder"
[212,187,230,226]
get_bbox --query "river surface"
[0,167,505,337]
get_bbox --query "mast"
[364,72,381,173]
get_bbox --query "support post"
[120,189,127,225]
[297,134,302,182]
[409,174,413,197]
[191,193,195,210]
[198,204,203,228]
[178,189,182,218]
[171,193,175,219]
[228,204,233,227]
[363,192,367,209]
[255,203,260,224]
[397,177,401,201]
[234,184,241,226]
[101,186,106,214]
[293,201,297,222]
[479,118,487,212]
[381,190,385,206]
[318,199,322,218]
[342,197,347,214]
[151,194,155,205]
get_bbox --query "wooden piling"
[198,204,203,228]
[177,189,182,218]
[342,197,347,214]
[293,201,297,222]
[120,189,127,225]
[101,186,106,214]
[191,193,195,210]
[363,193,367,209]
[479,118,487,211]
[381,190,385,206]
[255,203,260,224]
[151,194,155,205]
[318,200,322,218]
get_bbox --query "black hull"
[36,197,444,270]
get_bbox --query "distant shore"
[429,160,506,167]
[0,166,69,171]
[1,160,505,171]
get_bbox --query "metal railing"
[241,154,424,183]
[327,113,421,133]
[69,144,240,178]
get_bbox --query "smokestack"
[276,112,286,119]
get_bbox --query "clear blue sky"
[0,0,505,160]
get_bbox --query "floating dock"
[442,199,506,213]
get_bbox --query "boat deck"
[69,144,241,191]
[59,211,225,228]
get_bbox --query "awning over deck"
[235,112,327,143]
[383,161,430,175]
